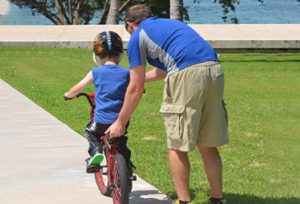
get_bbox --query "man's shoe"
[202,197,226,204]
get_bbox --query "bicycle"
[71,92,136,204]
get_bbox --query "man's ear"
[128,22,139,33]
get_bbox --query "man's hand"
[105,120,125,137]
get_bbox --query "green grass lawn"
[0,47,299,204]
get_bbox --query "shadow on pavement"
[130,190,171,204]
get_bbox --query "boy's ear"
[116,53,123,64]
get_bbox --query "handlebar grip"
[64,95,73,101]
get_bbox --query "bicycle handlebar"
[76,93,95,108]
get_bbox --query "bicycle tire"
[94,148,112,197]
[112,154,130,204]
[127,162,133,193]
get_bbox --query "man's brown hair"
[125,4,153,25]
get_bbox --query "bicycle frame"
[75,92,133,203]
[76,93,125,192]
[100,134,122,190]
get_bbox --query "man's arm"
[64,71,93,99]
[106,65,145,137]
[145,67,167,82]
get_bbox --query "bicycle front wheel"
[111,154,130,204]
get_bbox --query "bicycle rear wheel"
[95,149,112,197]
[111,154,130,204]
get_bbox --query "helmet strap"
[93,52,103,67]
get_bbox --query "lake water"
[0,0,299,25]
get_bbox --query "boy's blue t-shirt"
[127,17,218,75]
[92,64,130,124]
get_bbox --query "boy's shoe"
[201,197,226,204]
[86,153,104,173]
[172,199,194,204]
[86,164,101,173]
[88,153,104,165]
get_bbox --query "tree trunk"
[55,0,67,24]
[74,0,82,24]
[68,0,73,24]
[40,10,60,25]
[119,0,133,13]
[170,0,183,21]
[98,1,110,24]
[38,4,61,25]
[106,0,119,24]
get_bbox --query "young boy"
[64,31,131,173]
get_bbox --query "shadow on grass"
[221,59,300,63]
[130,190,172,204]
[170,189,299,204]
[224,193,299,204]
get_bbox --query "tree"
[8,0,132,25]
[104,0,133,24]
[137,0,189,21]
[9,0,100,25]
[106,0,120,24]
[193,0,265,24]
[170,0,183,21]
[8,0,190,24]
[214,0,243,23]
[8,0,299,25]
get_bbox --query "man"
[106,4,228,204]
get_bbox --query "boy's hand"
[64,93,73,101]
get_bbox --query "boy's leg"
[168,149,191,202]
[84,130,103,170]
[84,121,110,172]
[85,121,103,156]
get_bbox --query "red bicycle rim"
[113,160,121,204]
[95,172,107,190]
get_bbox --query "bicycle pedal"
[86,165,101,173]
[109,184,117,190]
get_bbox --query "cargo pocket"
[160,104,185,142]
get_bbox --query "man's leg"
[169,149,191,201]
[197,144,223,198]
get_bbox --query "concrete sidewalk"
[0,79,171,204]
[0,24,300,51]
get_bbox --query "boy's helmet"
[93,31,123,58]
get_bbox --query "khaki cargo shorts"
[160,61,229,152]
